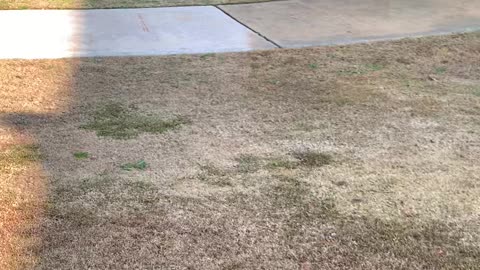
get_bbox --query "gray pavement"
[220,0,480,47]
[0,7,275,59]
[0,0,480,59]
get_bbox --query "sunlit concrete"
[220,0,480,47]
[1,1,480,59]
[0,7,275,59]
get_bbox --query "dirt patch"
[1,32,480,269]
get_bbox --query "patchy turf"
[80,103,186,139]
[1,32,480,269]
[0,0,278,9]
[73,151,89,159]
[120,159,148,171]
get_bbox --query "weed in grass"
[73,152,89,159]
[292,150,333,167]
[309,63,319,69]
[435,67,447,74]
[233,153,332,172]
[121,160,148,171]
[81,103,186,139]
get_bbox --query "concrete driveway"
[220,0,480,47]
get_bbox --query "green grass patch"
[434,66,447,74]
[73,152,89,159]
[81,103,186,139]
[121,160,148,171]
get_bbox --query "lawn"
[0,0,275,9]
[1,32,480,269]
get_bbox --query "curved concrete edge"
[219,0,480,48]
[282,27,480,48]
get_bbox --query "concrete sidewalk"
[0,7,275,59]
[0,0,480,59]
[220,0,480,47]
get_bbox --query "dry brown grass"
[1,32,480,269]
[0,0,277,9]
[0,144,46,269]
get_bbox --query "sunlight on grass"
[0,144,45,269]
[0,145,41,172]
